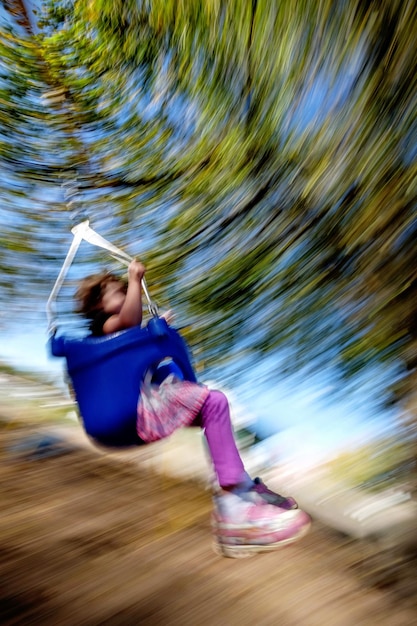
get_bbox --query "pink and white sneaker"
[212,491,311,558]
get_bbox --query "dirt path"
[1,420,416,626]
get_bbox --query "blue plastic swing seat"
[50,317,197,447]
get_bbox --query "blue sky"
[1,328,60,377]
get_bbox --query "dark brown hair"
[75,272,127,319]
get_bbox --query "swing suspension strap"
[46,219,159,334]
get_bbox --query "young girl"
[76,260,311,557]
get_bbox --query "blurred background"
[1,1,416,623]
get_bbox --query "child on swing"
[76,260,311,557]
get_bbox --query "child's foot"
[251,477,298,510]
[212,491,311,558]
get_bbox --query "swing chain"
[61,173,89,225]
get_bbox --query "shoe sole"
[212,519,311,558]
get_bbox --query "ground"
[1,417,417,626]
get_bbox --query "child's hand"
[161,309,175,324]
[128,260,145,282]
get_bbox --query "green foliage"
[1,0,416,418]
[324,437,415,491]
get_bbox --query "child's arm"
[102,261,145,334]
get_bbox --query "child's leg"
[194,389,297,508]
[194,390,249,489]
[194,390,311,557]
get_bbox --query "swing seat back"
[50,318,197,447]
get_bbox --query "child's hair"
[75,271,127,319]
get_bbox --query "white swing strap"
[46,220,158,333]
[73,221,157,317]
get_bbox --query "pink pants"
[192,390,247,488]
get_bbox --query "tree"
[1,0,416,420]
